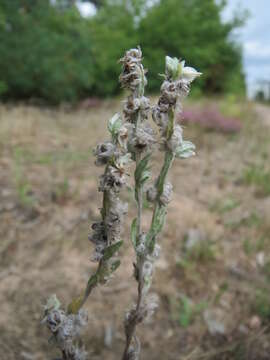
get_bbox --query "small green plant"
[210,197,240,214]
[243,238,253,256]
[51,178,70,204]
[17,181,34,208]
[243,237,266,256]
[242,165,270,196]
[242,213,262,228]
[253,290,270,320]
[225,211,262,229]
[42,48,201,360]
[185,240,217,263]
[214,282,229,305]
[13,148,35,208]
[178,296,207,328]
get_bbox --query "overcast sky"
[223,0,270,96]
[76,0,269,97]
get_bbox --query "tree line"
[0,0,247,104]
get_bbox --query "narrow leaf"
[135,153,151,185]
[131,218,137,248]
[146,205,167,252]
[67,294,84,314]
[87,273,98,289]
[84,273,98,299]
[141,170,151,185]
[110,259,121,272]
[175,141,196,159]
[152,205,167,234]
[44,294,61,312]
[103,240,123,261]
[108,113,122,140]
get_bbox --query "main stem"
[122,151,144,358]
[122,83,145,359]
[136,152,143,236]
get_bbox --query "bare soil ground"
[0,99,270,360]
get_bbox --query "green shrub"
[0,0,247,103]
[139,0,246,94]
[178,296,208,328]
[0,1,95,103]
[0,81,7,95]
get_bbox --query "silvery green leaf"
[166,56,180,79]
[135,154,151,202]
[152,206,166,234]
[117,153,131,168]
[44,294,61,312]
[175,141,196,159]
[135,153,151,185]
[103,240,123,261]
[179,150,196,159]
[84,272,98,298]
[140,170,151,186]
[156,151,174,195]
[108,113,122,140]
[146,206,167,252]
[158,73,167,79]
[131,218,137,248]
[87,273,98,289]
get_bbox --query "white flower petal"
[182,66,202,82]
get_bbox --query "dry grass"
[0,98,270,360]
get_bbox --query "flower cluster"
[89,116,130,263]
[119,48,147,92]
[42,295,88,360]
[147,180,173,206]
[94,141,116,166]
[153,56,201,145]
[120,47,153,156]
[129,123,156,152]
[123,96,150,122]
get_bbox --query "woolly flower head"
[165,56,202,82]
[119,47,146,91]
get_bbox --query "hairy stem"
[123,65,147,360]
[147,150,174,252]
[136,152,143,236]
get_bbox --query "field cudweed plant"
[42,47,201,360]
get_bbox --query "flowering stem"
[156,150,174,197]
[136,153,143,235]
[122,50,150,360]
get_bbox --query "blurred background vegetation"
[0,0,247,104]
